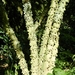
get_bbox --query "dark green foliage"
[5,0,24,32]
[0,27,18,75]
[31,0,51,22]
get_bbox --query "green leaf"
[0,36,3,39]
[47,73,53,75]
[0,30,4,33]
[54,68,66,75]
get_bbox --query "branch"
[23,2,39,75]
[0,1,29,75]
[39,0,59,74]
